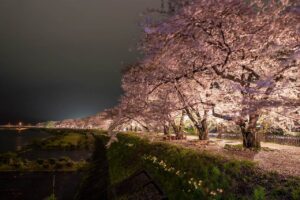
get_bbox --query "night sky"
[0,0,161,124]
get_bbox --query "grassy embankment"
[75,136,110,200]
[89,132,300,200]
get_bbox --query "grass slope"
[102,133,300,200]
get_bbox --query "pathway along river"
[0,128,92,200]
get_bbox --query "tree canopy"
[109,0,300,148]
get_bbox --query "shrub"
[36,159,44,165]
[46,193,56,200]
[0,152,18,164]
[59,156,70,162]
[55,162,63,169]
[253,186,266,200]
[48,158,56,165]
[43,164,50,169]
[13,162,21,169]
[292,188,300,200]
[69,144,76,150]
[66,161,74,168]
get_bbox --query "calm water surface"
[0,129,51,153]
[0,129,88,199]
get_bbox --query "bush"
[269,128,284,136]
[13,161,22,169]
[292,188,300,200]
[184,126,196,135]
[36,159,44,165]
[253,186,266,200]
[66,162,74,168]
[48,158,56,165]
[55,162,64,169]
[43,164,50,169]
[45,193,56,200]
[59,156,70,162]
[0,152,18,164]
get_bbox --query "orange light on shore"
[18,122,22,126]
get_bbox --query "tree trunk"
[183,108,208,140]
[178,110,185,134]
[216,124,223,138]
[177,111,185,139]
[143,126,150,132]
[198,111,208,140]
[163,125,169,135]
[194,119,208,140]
[171,121,183,139]
[212,105,260,148]
[200,117,209,140]
[239,113,261,148]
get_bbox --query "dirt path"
[253,143,300,177]
[139,133,300,177]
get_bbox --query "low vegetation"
[0,152,86,171]
[0,130,94,172]
[30,132,93,150]
[100,133,300,200]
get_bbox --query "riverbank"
[0,128,95,199]
[0,129,94,172]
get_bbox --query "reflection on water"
[0,129,90,199]
[0,129,92,160]
[0,171,81,200]
[21,149,91,161]
[0,129,51,153]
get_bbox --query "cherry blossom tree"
[141,0,300,148]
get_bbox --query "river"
[0,128,51,153]
[0,128,91,199]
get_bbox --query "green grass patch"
[31,132,93,150]
[0,152,87,171]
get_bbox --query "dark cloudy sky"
[0,0,161,124]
